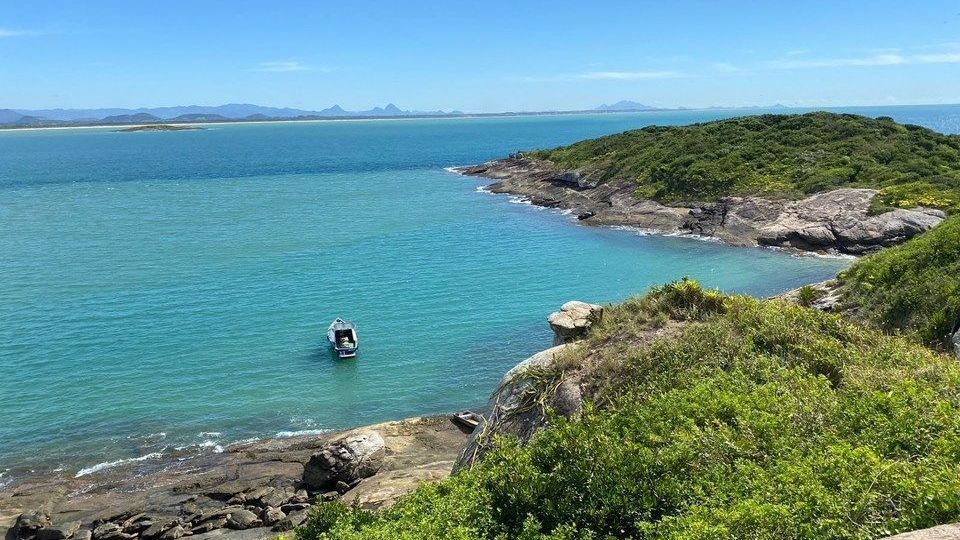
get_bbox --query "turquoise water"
[1,106,954,484]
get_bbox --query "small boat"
[327,318,359,358]
[450,411,482,433]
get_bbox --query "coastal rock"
[548,301,603,345]
[258,508,284,528]
[225,509,261,530]
[92,523,122,540]
[74,531,92,540]
[302,431,385,490]
[881,523,960,539]
[774,280,843,312]
[14,511,51,539]
[270,511,308,533]
[459,157,943,254]
[457,344,582,469]
[36,521,81,540]
[157,525,186,540]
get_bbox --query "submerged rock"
[302,431,385,490]
[548,301,603,345]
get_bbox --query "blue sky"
[2,0,959,112]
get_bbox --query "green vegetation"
[530,112,960,212]
[796,285,819,307]
[839,214,960,350]
[297,280,960,539]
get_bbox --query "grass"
[529,112,960,213]
[838,214,960,350]
[295,280,960,539]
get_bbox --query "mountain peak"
[594,100,658,112]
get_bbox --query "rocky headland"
[456,155,944,255]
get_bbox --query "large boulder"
[456,344,582,469]
[548,301,603,345]
[302,431,385,490]
[36,522,81,540]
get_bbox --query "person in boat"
[340,336,354,348]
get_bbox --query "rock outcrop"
[456,344,583,469]
[548,301,604,345]
[774,279,843,312]
[2,417,466,540]
[302,431,385,492]
[953,326,960,358]
[456,156,944,254]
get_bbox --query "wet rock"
[576,211,595,220]
[302,432,385,490]
[224,509,261,530]
[36,522,82,540]
[548,301,603,345]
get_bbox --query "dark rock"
[36,522,82,540]
[302,431,385,491]
[279,503,310,514]
[271,511,308,533]
[140,521,175,540]
[576,211,595,220]
[259,507,285,527]
[15,511,52,539]
[73,531,92,540]
[224,509,261,530]
[335,481,350,494]
[320,491,339,502]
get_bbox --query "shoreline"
[0,415,471,539]
[454,156,945,256]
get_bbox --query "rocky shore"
[1,417,467,540]
[456,155,945,255]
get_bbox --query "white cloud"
[711,62,742,73]
[764,46,960,70]
[520,70,685,82]
[0,28,41,38]
[250,61,313,73]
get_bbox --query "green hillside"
[531,112,960,213]
[839,214,960,350]
[295,281,960,540]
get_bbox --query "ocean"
[1,105,956,485]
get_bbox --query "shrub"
[297,291,960,539]
[531,112,960,213]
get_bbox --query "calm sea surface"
[1,105,956,484]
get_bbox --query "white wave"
[443,166,468,175]
[475,185,491,194]
[199,431,222,437]
[274,429,330,438]
[75,452,163,477]
[173,440,224,454]
[508,195,534,206]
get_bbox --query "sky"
[1,0,959,112]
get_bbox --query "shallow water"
[1,105,954,482]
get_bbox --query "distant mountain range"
[0,101,798,129]
[0,103,467,126]
[593,100,661,112]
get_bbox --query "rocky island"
[458,112,958,254]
